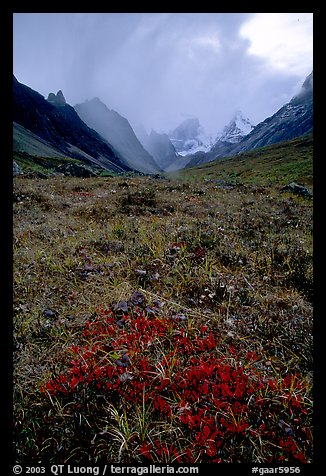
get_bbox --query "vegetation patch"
[39,295,312,463]
[175,134,313,187]
[13,156,313,464]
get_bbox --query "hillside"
[13,167,313,464]
[175,134,313,187]
[13,122,70,159]
[13,76,131,174]
[143,129,179,171]
[186,72,313,169]
[74,98,160,174]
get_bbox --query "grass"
[14,151,82,171]
[175,134,313,187]
[13,140,313,464]
[13,151,107,176]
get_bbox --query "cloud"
[13,13,313,136]
[240,13,313,76]
[180,33,221,61]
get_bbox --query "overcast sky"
[13,12,313,136]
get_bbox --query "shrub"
[119,189,157,208]
[40,294,312,463]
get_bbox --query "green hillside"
[173,134,313,187]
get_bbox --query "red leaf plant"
[41,299,313,463]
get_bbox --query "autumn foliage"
[41,295,312,463]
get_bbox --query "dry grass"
[13,174,313,463]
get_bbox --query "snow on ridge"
[167,111,254,157]
[217,111,255,143]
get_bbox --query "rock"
[115,353,130,368]
[281,182,312,198]
[13,161,21,176]
[47,90,66,105]
[135,269,147,276]
[56,163,97,177]
[119,371,133,382]
[117,318,126,328]
[172,313,187,321]
[55,90,66,105]
[23,170,48,179]
[129,291,145,305]
[46,92,56,102]
[114,301,129,313]
[214,179,236,189]
[43,308,56,318]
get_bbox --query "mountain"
[133,124,150,149]
[165,111,253,171]
[168,118,213,156]
[14,121,71,159]
[177,134,313,187]
[137,129,179,171]
[13,76,131,173]
[186,71,313,169]
[232,71,313,154]
[74,98,160,174]
[216,110,255,143]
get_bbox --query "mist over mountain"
[136,129,179,171]
[290,71,313,106]
[13,76,131,173]
[232,71,313,154]
[216,111,255,144]
[164,111,254,171]
[133,124,150,150]
[13,70,313,176]
[186,71,313,169]
[168,118,213,156]
[74,98,160,174]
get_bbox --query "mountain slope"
[168,118,212,156]
[13,122,69,158]
[139,129,179,171]
[13,76,131,173]
[233,72,313,154]
[174,134,313,187]
[216,110,255,143]
[187,71,313,168]
[74,98,160,174]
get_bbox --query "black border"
[5,5,322,475]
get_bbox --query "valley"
[12,11,315,470]
[13,137,313,463]
[12,67,314,466]
[176,134,313,187]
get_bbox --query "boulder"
[13,161,21,176]
[281,182,312,198]
[56,163,97,177]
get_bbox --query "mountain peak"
[74,98,160,174]
[290,71,313,106]
[168,117,213,156]
[170,117,201,142]
[47,90,66,105]
[216,111,254,143]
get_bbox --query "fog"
[13,13,313,136]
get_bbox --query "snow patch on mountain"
[215,111,255,144]
[168,118,214,156]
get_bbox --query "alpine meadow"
[12,12,314,469]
